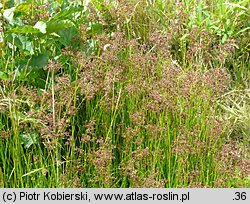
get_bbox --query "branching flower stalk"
[50,64,59,185]
[0,0,249,187]
[105,87,122,143]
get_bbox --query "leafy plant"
[0,0,249,188]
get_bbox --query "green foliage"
[0,0,249,188]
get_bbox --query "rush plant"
[0,0,249,187]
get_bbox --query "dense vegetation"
[0,0,249,187]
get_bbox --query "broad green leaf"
[29,53,49,68]
[20,132,37,149]
[3,7,15,24]
[88,22,103,35]
[18,35,34,54]
[15,3,30,14]
[9,26,40,34]
[26,67,47,88]
[49,6,83,22]
[47,20,75,33]
[7,34,34,54]
[58,26,78,46]
[34,21,47,34]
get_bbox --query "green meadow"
[0,0,249,187]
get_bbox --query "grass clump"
[0,0,249,187]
